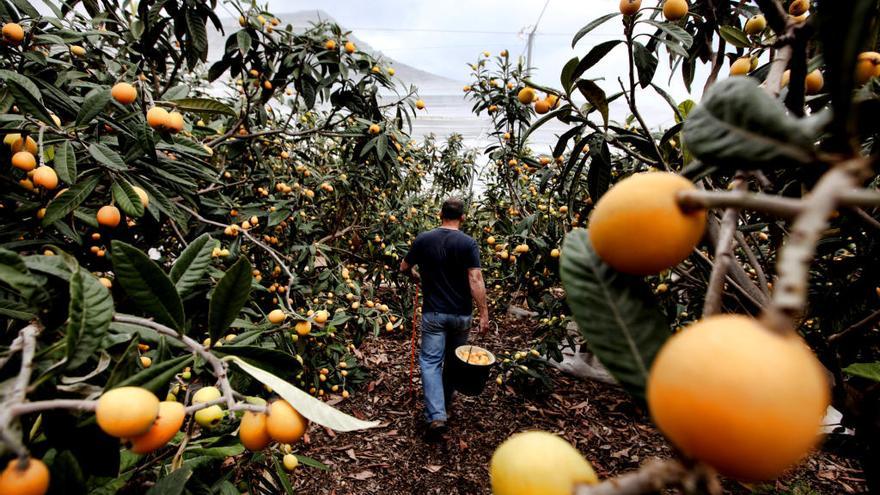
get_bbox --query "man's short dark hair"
[440,198,465,220]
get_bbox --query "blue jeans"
[420,312,471,422]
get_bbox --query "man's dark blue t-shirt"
[404,228,481,316]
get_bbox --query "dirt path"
[289,315,866,494]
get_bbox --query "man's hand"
[476,314,490,334]
[400,259,420,284]
[468,268,490,334]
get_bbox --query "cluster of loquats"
[0,385,313,492]
[585,172,830,481]
[619,0,688,21]
[4,128,65,198]
[146,105,185,134]
[516,87,560,116]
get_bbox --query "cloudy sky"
[261,0,713,128]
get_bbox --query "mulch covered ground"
[290,314,867,494]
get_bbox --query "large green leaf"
[0,248,48,307]
[559,230,669,398]
[576,79,608,127]
[718,25,751,48]
[843,362,880,382]
[111,241,185,331]
[683,77,817,170]
[632,41,658,88]
[145,466,192,495]
[560,56,579,94]
[112,353,192,393]
[185,9,209,64]
[208,257,252,341]
[587,137,612,202]
[272,455,296,495]
[111,178,144,217]
[169,234,218,297]
[236,30,252,56]
[108,321,187,350]
[213,345,301,378]
[54,140,77,184]
[89,143,128,171]
[572,40,622,82]
[572,12,620,48]
[41,174,100,226]
[9,0,40,19]
[24,251,78,281]
[0,70,44,103]
[75,87,111,126]
[6,79,55,126]
[0,298,36,319]
[641,19,693,50]
[232,358,380,431]
[169,98,236,116]
[66,269,114,369]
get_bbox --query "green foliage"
[559,230,669,398]
[65,267,114,369]
[0,0,473,490]
[111,240,185,331]
[684,77,818,170]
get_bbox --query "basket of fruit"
[447,344,496,396]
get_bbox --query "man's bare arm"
[468,268,490,333]
[400,259,419,281]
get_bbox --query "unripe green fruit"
[195,405,224,427]
[192,386,221,403]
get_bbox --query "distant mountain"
[208,9,462,94]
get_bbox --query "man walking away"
[400,197,490,439]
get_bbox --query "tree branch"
[113,314,237,410]
[828,308,880,343]
[703,177,746,316]
[677,188,880,218]
[763,159,874,331]
[176,203,301,315]
[0,322,42,456]
[574,459,721,495]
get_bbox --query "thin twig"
[733,230,771,298]
[703,177,746,316]
[176,203,300,315]
[828,308,880,342]
[10,399,96,416]
[622,15,668,170]
[113,314,237,410]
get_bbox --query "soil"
[289,314,868,495]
